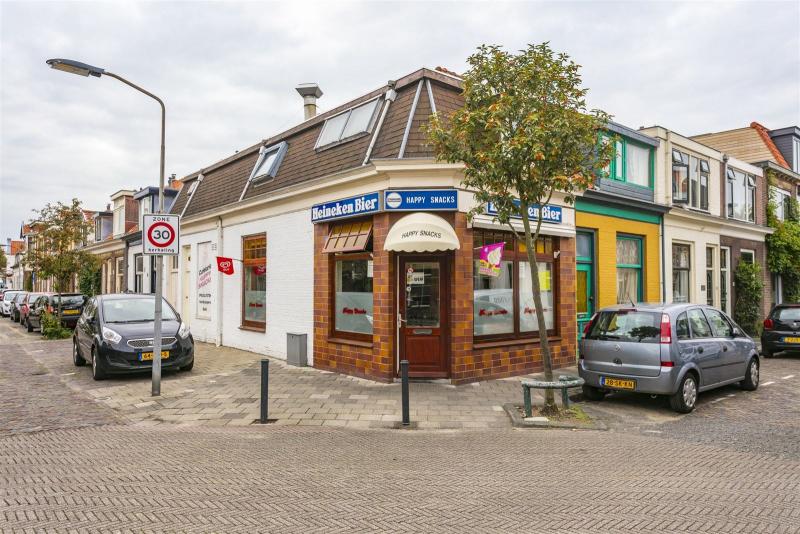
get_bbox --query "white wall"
[664,214,720,306]
[174,228,219,344]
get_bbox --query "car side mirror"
[731,327,741,337]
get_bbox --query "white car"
[1,290,22,317]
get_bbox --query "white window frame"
[672,150,709,210]
[771,186,792,221]
[705,245,716,307]
[720,246,731,315]
[793,137,800,173]
[314,97,381,150]
[726,168,756,223]
[740,249,755,264]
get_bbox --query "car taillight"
[582,313,598,337]
[763,318,774,330]
[660,360,674,367]
[660,313,671,344]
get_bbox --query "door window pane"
[405,262,439,328]
[577,270,588,315]
[519,262,554,332]
[687,308,712,338]
[335,259,373,335]
[705,309,732,337]
[576,233,592,260]
[676,312,690,340]
[473,260,513,335]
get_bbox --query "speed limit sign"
[143,214,180,255]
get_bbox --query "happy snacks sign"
[478,242,505,277]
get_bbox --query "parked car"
[19,292,45,329]
[0,290,21,317]
[9,291,28,322]
[73,293,194,380]
[27,293,86,331]
[761,303,800,358]
[579,303,759,414]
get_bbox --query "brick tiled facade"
[314,211,577,384]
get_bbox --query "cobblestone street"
[2,320,800,532]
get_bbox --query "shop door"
[577,263,593,337]
[399,256,448,377]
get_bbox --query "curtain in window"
[617,268,639,304]
[625,144,650,187]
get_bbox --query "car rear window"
[587,311,661,343]
[776,307,800,321]
[52,295,84,306]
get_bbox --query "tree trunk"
[519,201,556,411]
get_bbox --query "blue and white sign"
[486,200,563,224]
[311,193,381,223]
[384,189,458,211]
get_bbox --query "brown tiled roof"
[172,67,463,219]
[750,122,790,168]
[9,240,25,255]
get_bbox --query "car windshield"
[102,297,177,323]
[776,307,800,321]
[588,310,661,343]
[14,293,27,303]
[53,295,84,306]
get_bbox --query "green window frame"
[616,235,643,304]
[600,134,654,190]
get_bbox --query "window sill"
[327,336,373,348]
[239,325,266,333]
[473,335,561,350]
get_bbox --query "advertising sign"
[143,214,180,255]
[196,242,213,320]
[311,193,381,223]
[485,201,563,224]
[478,242,505,277]
[216,257,234,275]
[384,189,458,211]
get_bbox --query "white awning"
[383,213,460,252]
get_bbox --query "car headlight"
[178,322,191,339]
[102,326,122,345]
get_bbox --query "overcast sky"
[1,1,798,244]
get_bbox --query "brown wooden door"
[399,256,448,377]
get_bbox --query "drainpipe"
[661,216,666,302]
[216,215,223,347]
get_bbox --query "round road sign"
[147,221,176,249]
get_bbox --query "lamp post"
[47,58,167,397]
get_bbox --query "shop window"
[726,168,756,222]
[242,234,266,330]
[315,98,381,150]
[472,229,558,340]
[334,258,373,337]
[672,243,691,303]
[672,150,709,210]
[616,236,642,304]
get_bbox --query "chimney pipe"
[295,83,323,120]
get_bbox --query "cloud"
[1,0,798,241]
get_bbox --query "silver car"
[579,303,760,413]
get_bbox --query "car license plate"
[601,377,636,390]
[140,350,170,362]
[63,309,79,315]
[782,337,800,343]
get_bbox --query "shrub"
[733,261,763,336]
[41,310,72,340]
[78,257,101,297]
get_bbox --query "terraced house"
[167,67,583,383]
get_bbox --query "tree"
[24,199,92,321]
[428,43,614,412]
[733,261,763,336]
[78,254,102,297]
[0,247,6,271]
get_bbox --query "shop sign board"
[311,193,381,223]
[143,214,180,255]
[196,241,213,320]
[486,201,562,224]
[384,189,458,211]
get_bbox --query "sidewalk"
[78,342,580,430]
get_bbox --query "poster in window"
[196,242,213,320]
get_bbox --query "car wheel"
[25,318,33,332]
[740,358,759,391]
[669,373,698,414]
[181,359,194,372]
[73,338,86,367]
[91,347,106,380]
[582,384,605,401]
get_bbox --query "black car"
[762,303,800,358]
[73,293,194,380]
[9,291,28,322]
[27,293,85,332]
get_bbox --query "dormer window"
[249,141,288,184]
[314,98,381,150]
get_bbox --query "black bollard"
[260,359,269,424]
[400,359,410,426]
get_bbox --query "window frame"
[247,141,289,186]
[740,249,755,265]
[672,150,709,210]
[726,167,756,223]
[314,97,381,151]
[672,243,691,304]
[771,186,792,221]
[472,229,559,342]
[241,233,267,331]
[686,307,713,339]
[330,251,374,342]
[601,135,653,189]
[616,235,643,304]
[705,246,716,307]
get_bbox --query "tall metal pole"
[104,72,166,397]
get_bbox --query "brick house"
[167,67,579,383]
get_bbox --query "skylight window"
[315,98,381,149]
[249,141,288,184]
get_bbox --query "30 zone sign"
[143,214,180,255]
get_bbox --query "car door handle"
[698,347,704,354]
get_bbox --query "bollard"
[400,359,410,426]
[260,359,269,424]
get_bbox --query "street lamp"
[47,57,167,397]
